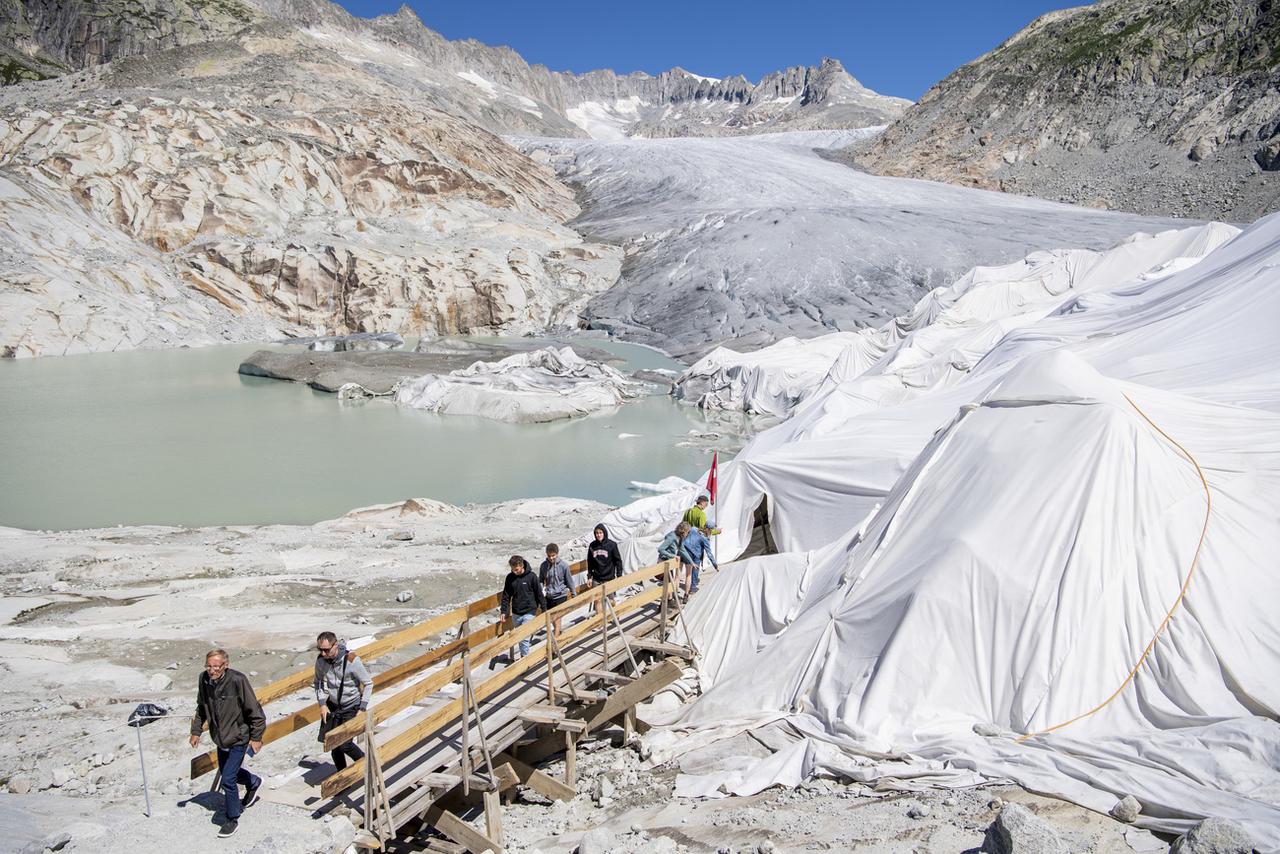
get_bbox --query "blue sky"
[332,1,1080,100]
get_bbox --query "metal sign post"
[127,703,167,818]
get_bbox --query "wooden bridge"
[190,557,696,852]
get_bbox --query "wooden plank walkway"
[193,557,694,853]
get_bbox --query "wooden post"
[564,731,577,788]
[623,708,636,742]
[544,611,556,704]
[659,564,670,643]
[464,662,497,788]
[460,651,471,797]
[599,585,609,663]
[446,617,470,666]
[483,788,504,847]
[362,712,374,837]
[605,596,641,675]
[548,630,581,703]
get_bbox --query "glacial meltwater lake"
[0,338,726,531]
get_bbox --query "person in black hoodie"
[500,555,545,659]
[584,524,623,612]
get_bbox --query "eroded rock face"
[852,0,1280,220]
[0,30,622,357]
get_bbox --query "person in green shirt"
[682,495,720,535]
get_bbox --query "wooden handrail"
[190,558,588,777]
[320,561,675,797]
[323,559,673,751]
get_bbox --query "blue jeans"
[683,561,700,591]
[216,743,260,820]
[513,611,537,657]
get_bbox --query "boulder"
[148,673,173,691]
[50,767,72,787]
[981,803,1069,854]
[395,590,414,603]
[388,530,414,541]
[1109,794,1141,823]
[1189,138,1216,161]
[1169,818,1256,854]
[577,828,616,854]
[592,774,616,803]
[1255,140,1280,172]
[8,774,32,794]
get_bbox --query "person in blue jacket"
[678,522,716,597]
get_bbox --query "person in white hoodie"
[313,631,372,771]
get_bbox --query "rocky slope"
[0,25,621,357]
[3,0,910,138]
[851,0,1280,220]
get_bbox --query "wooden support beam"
[483,789,503,848]
[564,731,577,788]
[425,806,504,854]
[584,659,682,731]
[494,751,575,802]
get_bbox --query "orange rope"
[1016,392,1212,742]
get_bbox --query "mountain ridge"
[850,0,1280,220]
[0,0,910,137]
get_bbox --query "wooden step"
[625,636,695,659]
[581,668,634,685]
[419,772,463,790]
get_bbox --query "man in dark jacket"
[314,631,372,771]
[189,648,265,838]
[501,555,545,659]
[585,523,624,614]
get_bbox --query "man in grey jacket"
[539,543,575,636]
[189,648,265,838]
[313,631,372,771]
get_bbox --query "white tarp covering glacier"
[395,346,638,423]
[599,214,1280,846]
[676,221,1240,418]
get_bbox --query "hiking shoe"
[241,778,261,809]
[217,820,239,838]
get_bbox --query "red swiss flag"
[705,451,718,505]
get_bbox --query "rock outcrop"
[0,26,621,356]
[851,0,1280,220]
[4,0,261,73]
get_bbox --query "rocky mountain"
[0,24,620,357]
[554,58,910,139]
[850,0,1280,220]
[2,0,910,138]
[0,0,261,83]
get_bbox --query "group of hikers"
[187,497,719,838]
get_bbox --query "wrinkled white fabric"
[603,216,1280,847]
[396,346,637,422]
[674,222,1238,419]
